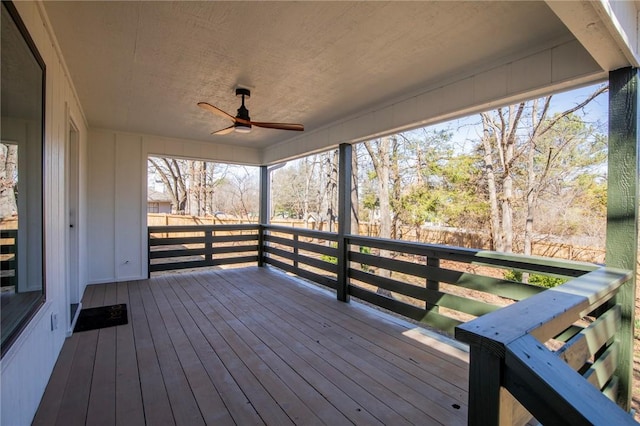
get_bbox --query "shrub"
[321,245,371,272]
[504,270,567,288]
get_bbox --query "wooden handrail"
[455,267,635,425]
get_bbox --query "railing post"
[337,143,352,302]
[293,234,299,271]
[426,256,439,313]
[467,345,503,426]
[258,165,269,267]
[147,228,151,279]
[607,67,639,410]
[205,229,213,265]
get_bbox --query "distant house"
[147,189,173,214]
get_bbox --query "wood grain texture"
[606,66,640,410]
[34,266,468,425]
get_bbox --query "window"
[147,202,159,213]
[1,1,46,356]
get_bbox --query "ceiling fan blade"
[211,125,235,135]
[250,121,304,131]
[198,102,236,122]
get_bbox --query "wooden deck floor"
[33,266,469,425]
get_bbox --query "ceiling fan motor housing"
[235,88,251,121]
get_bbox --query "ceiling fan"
[198,88,304,135]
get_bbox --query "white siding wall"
[0,3,89,425]
[86,130,260,284]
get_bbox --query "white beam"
[546,0,640,70]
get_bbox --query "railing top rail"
[455,267,632,354]
[346,234,599,277]
[148,224,260,233]
[263,224,339,240]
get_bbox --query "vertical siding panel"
[115,134,143,281]
[87,131,116,282]
[1,4,89,425]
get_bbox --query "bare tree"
[0,144,18,219]
[148,157,188,214]
[364,136,396,297]
[478,85,607,255]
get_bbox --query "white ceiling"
[42,1,620,154]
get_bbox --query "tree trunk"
[364,138,393,297]
[481,114,503,251]
[351,148,359,234]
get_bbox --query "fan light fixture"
[234,123,251,133]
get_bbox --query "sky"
[420,82,609,153]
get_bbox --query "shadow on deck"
[33,266,469,425]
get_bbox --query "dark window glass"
[1,1,46,356]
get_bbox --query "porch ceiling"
[43,1,633,158]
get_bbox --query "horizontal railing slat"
[264,257,337,289]
[420,311,464,335]
[0,245,16,254]
[349,269,426,300]
[350,251,429,278]
[150,248,207,259]
[149,236,204,246]
[150,255,258,272]
[212,255,259,266]
[211,244,259,254]
[149,259,210,272]
[603,376,619,402]
[557,305,621,370]
[425,291,500,317]
[1,260,16,269]
[0,229,17,238]
[348,285,425,321]
[149,224,259,233]
[211,234,258,243]
[265,225,339,241]
[264,245,337,273]
[583,343,618,390]
[264,234,338,257]
[431,269,543,301]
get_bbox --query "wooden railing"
[262,225,339,290]
[344,234,597,335]
[1,229,17,287]
[148,224,634,420]
[456,268,635,425]
[148,224,260,275]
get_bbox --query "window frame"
[1,0,47,357]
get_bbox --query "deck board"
[114,281,145,426]
[34,266,469,425]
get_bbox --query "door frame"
[65,110,81,334]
